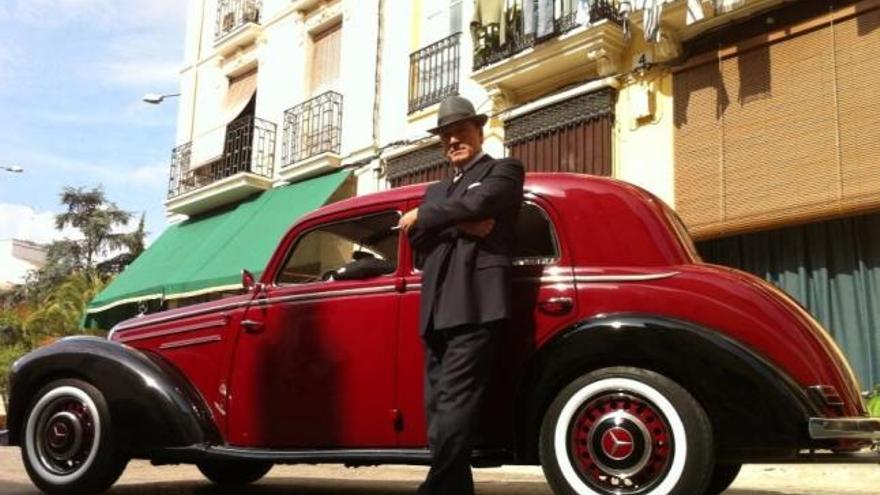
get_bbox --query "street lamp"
[2,165,23,173]
[142,92,181,105]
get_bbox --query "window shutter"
[673,5,880,239]
[310,24,342,96]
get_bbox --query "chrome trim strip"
[256,285,397,306]
[809,417,880,440]
[575,272,679,283]
[537,275,575,284]
[159,335,222,350]
[119,319,227,343]
[113,300,248,333]
[206,446,507,463]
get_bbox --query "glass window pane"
[278,211,401,284]
[514,202,560,262]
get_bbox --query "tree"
[96,213,147,275]
[14,188,146,306]
[55,186,134,270]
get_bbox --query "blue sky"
[0,0,187,245]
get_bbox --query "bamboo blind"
[310,23,342,97]
[673,5,880,239]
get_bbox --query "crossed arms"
[401,159,525,250]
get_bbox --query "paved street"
[1,448,879,494]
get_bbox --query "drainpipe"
[188,0,207,143]
[371,0,385,188]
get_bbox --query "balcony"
[409,33,461,114]
[214,0,262,56]
[279,91,343,182]
[166,116,276,216]
[471,0,625,105]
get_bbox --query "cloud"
[0,203,79,244]
[6,0,185,90]
[8,0,185,30]
[101,59,182,88]
[0,41,23,92]
[129,164,170,186]
[7,149,169,188]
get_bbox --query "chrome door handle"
[241,319,264,333]
[539,297,573,315]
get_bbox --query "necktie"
[453,169,464,183]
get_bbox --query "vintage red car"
[2,173,878,495]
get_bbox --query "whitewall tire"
[20,379,128,495]
[539,367,714,495]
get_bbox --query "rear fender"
[516,314,820,462]
[7,336,219,455]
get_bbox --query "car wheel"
[539,367,714,495]
[197,460,273,485]
[704,463,741,495]
[20,378,128,495]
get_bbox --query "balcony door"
[423,0,462,45]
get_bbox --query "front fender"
[516,314,821,462]
[7,336,219,454]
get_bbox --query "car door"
[225,206,404,448]
[396,195,578,449]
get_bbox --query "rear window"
[663,205,701,262]
[514,202,560,265]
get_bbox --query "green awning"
[84,170,350,326]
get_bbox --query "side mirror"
[242,269,263,294]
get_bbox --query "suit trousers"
[418,320,502,495]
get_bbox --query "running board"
[146,445,510,467]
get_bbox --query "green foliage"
[867,386,880,418]
[22,271,106,346]
[0,186,143,408]
[0,309,25,347]
[0,343,29,411]
[55,186,133,269]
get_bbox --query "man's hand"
[398,208,419,233]
[456,218,495,238]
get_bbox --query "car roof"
[299,173,651,222]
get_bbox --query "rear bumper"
[0,429,8,446]
[810,417,880,440]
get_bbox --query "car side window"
[514,202,560,265]
[277,211,401,284]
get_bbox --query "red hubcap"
[570,392,673,494]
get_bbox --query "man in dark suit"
[398,96,525,495]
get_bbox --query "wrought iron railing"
[167,142,192,199]
[409,33,461,114]
[215,0,262,41]
[282,91,343,166]
[473,0,623,71]
[168,116,276,199]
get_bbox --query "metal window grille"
[473,0,622,71]
[215,0,262,41]
[409,33,461,114]
[167,142,192,199]
[385,143,448,188]
[282,91,343,166]
[167,116,276,199]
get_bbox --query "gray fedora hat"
[428,96,488,135]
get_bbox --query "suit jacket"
[409,155,525,336]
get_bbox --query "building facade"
[0,239,46,290]
[87,0,880,386]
